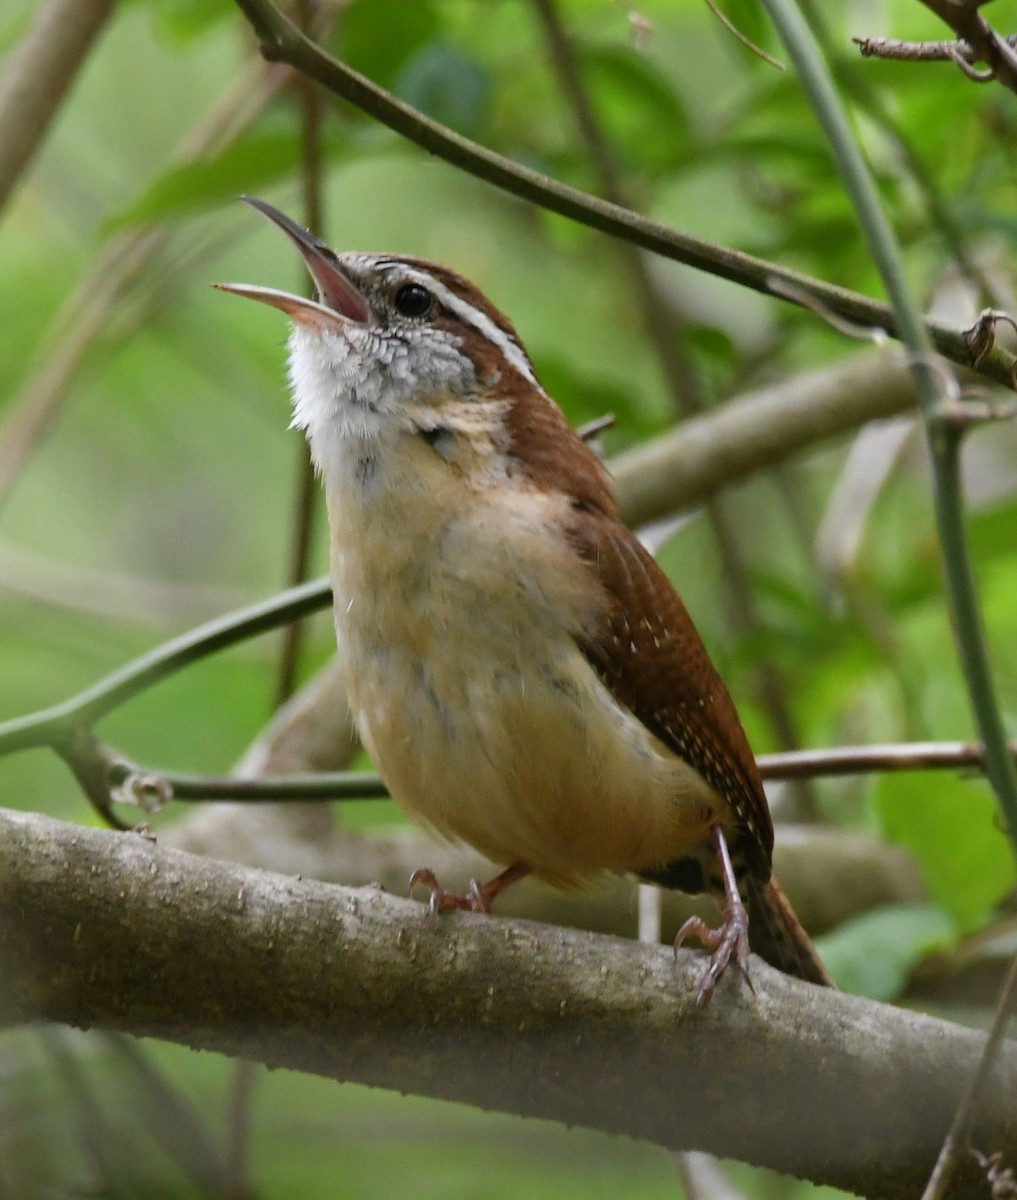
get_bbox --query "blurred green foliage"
[1,0,1016,1195]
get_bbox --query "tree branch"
[761,0,1017,868]
[610,346,919,528]
[0,579,329,756]
[922,952,1017,1198]
[531,0,814,814]
[0,56,294,510]
[915,1,1017,93]
[854,30,1017,68]
[0,347,922,761]
[228,0,1016,389]
[110,735,1017,807]
[0,807,1011,1200]
[0,0,116,216]
[274,0,329,708]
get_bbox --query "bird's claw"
[408,868,492,916]
[674,893,752,1007]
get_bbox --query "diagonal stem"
[759,0,1017,862]
[0,578,331,756]
[227,0,1016,389]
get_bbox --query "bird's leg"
[673,825,751,1006]
[408,863,531,917]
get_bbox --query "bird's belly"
[341,615,724,886]
[328,470,724,885]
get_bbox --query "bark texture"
[1,807,1014,1199]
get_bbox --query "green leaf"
[874,771,1016,931]
[815,904,953,1000]
[704,133,832,172]
[578,43,690,175]
[394,45,491,138]
[132,0,230,44]
[110,131,309,227]
[336,0,441,89]
[534,356,653,440]
[891,496,1017,611]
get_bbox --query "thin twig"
[854,31,1017,65]
[759,739,1017,779]
[275,449,319,705]
[912,1,1017,94]
[703,0,785,70]
[760,0,1017,865]
[227,0,1016,389]
[927,414,1017,851]
[128,766,389,805]
[945,44,996,82]
[0,578,331,756]
[671,1152,748,1200]
[75,735,1017,816]
[224,1060,259,1200]
[101,1033,236,1199]
[798,0,999,309]
[575,413,616,442]
[767,274,889,343]
[40,1029,136,1196]
[921,953,1017,1199]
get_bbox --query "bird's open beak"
[215,196,373,330]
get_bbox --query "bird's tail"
[746,874,834,988]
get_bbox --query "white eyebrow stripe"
[399,266,539,386]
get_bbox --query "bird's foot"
[673,889,752,1008]
[408,863,531,918]
[408,868,492,915]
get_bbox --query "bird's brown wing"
[568,505,774,881]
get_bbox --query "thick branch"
[167,659,928,941]
[168,814,925,939]
[611,347,917,528]
[2,808,1011,1200]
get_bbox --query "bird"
[217,196,831,1004]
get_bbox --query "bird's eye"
[393,283,433,318]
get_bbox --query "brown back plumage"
[502,391,774,882]
[568,506,775,882]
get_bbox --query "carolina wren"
[218,197,831,1004]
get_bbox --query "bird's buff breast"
[327,453,722,885]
